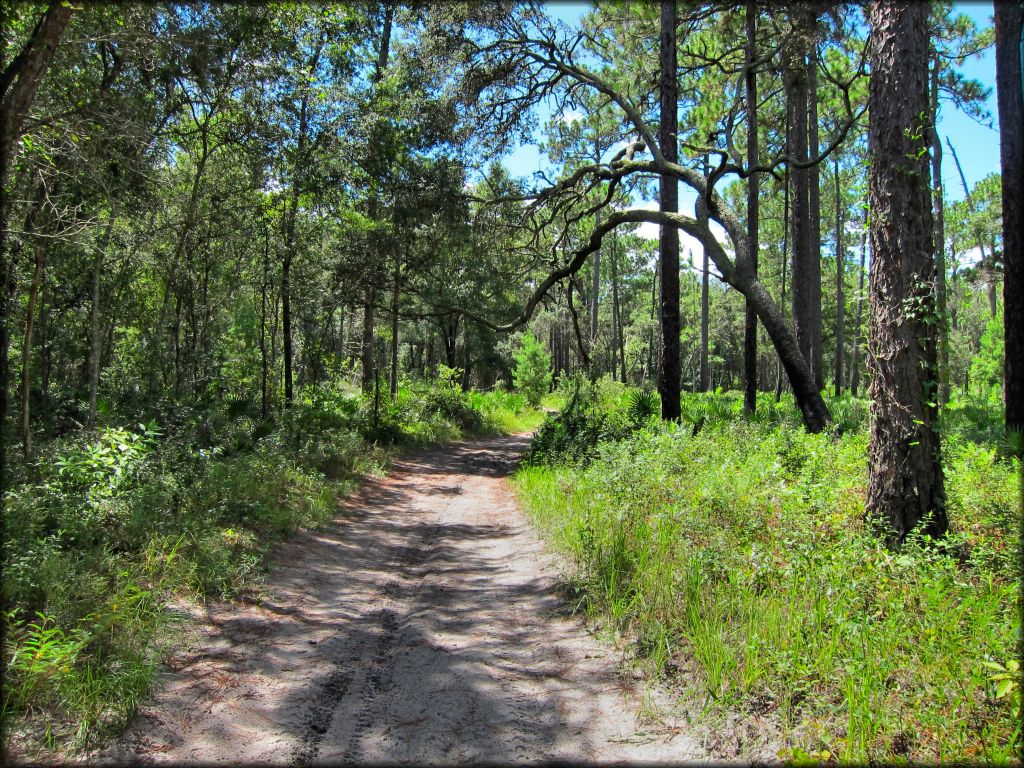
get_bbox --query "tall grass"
[514,391,1020,762]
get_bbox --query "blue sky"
[501,2,1002,206]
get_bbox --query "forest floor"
[95,434,709,765]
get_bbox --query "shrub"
[512,331,553,407]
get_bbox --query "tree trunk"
[850,228,867,396]
[88,205,117,427]
[866,1,947,545]
[591,135,602,348]
[658,0,681,419]
[928,54,950,407]
[946,137,997,318]
[21,239,48,460]
[0,2,72,493]
[785,10,821,396]
[282,249,293,406]
[807,36,823,390]
[743,0,759,412]
[260,224,270,417]
[611,229,626,383]
[994,2,1023,436]
[390,252,401,399]
[833,158,845,398]
[776,162,791,401]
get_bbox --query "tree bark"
[743,0,760,412]
[658,0,681,419]
[866,1,947,545]
[929,53,950,407]
[833,158,844,398]
[994,1,1023,436]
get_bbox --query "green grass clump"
[514,395,1020,763]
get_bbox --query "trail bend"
[103,434,704,765]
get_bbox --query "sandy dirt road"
[102,434,705,765]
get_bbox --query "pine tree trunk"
[743,0,759,412]
[390,252,401,399]
[658,0,681,419]
[807,35,823,389]
[994,1,1023,436]
[834,159,844,398]
[850,228,867,396]
[866,1,947,545]
[929,55,950,407]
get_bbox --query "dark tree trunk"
[776,162,791,401]
[994,1,1023,436]
[657,0,681,419]
[567,277,591,371]
[866,1,947,545]
[260,223,270,416]
[611,230,626,383]
[743,0,759,412]
[833,158,845,398]
[21,238,48,460]
[807,37,823,390]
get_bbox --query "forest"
[1,0,1021,763]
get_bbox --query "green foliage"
[512,331,553,407]
[515,392,1020,763]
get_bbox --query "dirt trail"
[102,434,705,765]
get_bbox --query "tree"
[866,1,947,545]
[993,1,1023,437]
[658,0,681,420]
[742,0,760,413]
[512,330,552,407]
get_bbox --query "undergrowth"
[1,374,540,757]
[514,379,1021,763]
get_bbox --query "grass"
[513,386,1021,763]
[2,377,543,758]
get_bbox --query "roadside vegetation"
[2,372,540,756]
[515,376,1020,764]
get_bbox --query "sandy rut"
[102,434,704,764]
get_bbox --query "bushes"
[514,394,1020,762]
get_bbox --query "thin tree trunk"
[776,162,791,401]
[866,1,946,545]
[88,204,117,427]
[743,0,759,412]
[361,4,395,394]
[21,240,48,460]
[946,137,997,317]
[834,158,845,398]
[930,54,950,406]
[994,2,1023,435]
[390,252,401,399]
[658,0,681,419]
[807,35,823,389]
[850,228,867,396]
